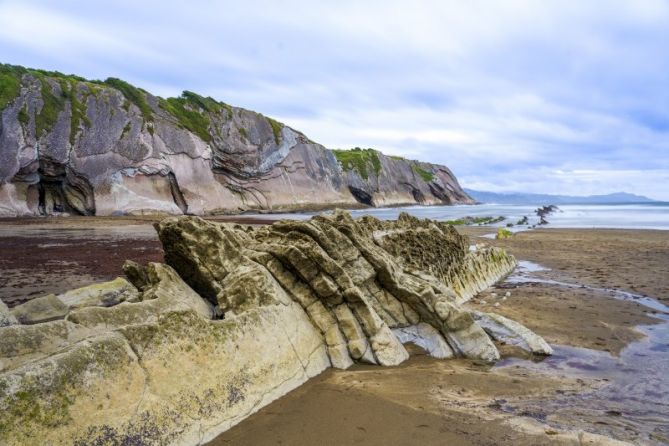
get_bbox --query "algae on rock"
[0,211,548,446]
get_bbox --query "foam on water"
[244,203,669,230]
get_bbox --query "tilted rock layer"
[0,212,546,445]
[0,64,472,217]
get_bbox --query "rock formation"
[0,212,546,445]
[0,64,473,217]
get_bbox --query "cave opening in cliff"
[36,160,96,216]
[348,186,374,206]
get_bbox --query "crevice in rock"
[167,172,189,214]
[347,186,374,206]
[428,182,453,204]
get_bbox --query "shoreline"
[210,227,669,445]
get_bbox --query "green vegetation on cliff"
[267,117,282,145]
[35,78,67,136]
[64,82,92,145]
[104,77,153,122]
[159,91,220,142]
[1,63,293,147]
[412,164,435,182]
[332,147,382,180]
[0,64,24,110]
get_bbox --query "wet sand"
[0,215,276,306]
[464,227,669,305]
[1,218,667,444]
[212,227,669,446]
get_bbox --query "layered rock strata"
[0,212,543,445]
[0,64,473,217]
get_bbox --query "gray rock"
[10,294,69,324]
[472,311,553,355]
[0,66,473,217]
[57,277,139,309]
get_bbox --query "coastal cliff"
[0,64,473,217]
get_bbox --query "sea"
[246,202,669,230]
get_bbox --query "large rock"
[0,211,550,445]
[155,211,526,364]
[0,64,473,217]
[0,262,329,445]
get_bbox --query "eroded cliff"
[0,64,473,217]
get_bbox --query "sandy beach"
[212,227,669,445]
[0,218,667,444]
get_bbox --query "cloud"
[1,0,668,199]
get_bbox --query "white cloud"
[1,0,668,199]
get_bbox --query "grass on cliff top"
[158,91,229,143]
[104,77,153,122]
[2,63,281,145]
[332,147,382,180]
[412,163,435,182]
[0,64,25,110]
[35,78,67,136]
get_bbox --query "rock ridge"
[0,211,545,445]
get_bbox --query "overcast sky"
[1,0,668,199]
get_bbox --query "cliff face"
[0,64,473,216]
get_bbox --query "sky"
[1,0,668,200]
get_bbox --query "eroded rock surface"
[0,64,473,217]
[0,212,549,445]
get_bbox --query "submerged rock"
[0,211,550,445]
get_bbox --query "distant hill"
[464,189,658,205]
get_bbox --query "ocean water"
[249,203,669,230]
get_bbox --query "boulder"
[10,294,68,325]
[472,311,554,355]
[56,277,139,309]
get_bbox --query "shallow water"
[246,203,669,230]
[496,261,669,444]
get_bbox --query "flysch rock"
[0,66,473,217]
[392,323,454,358]
[9,294,69,325]
[0,211,551,445]
[56,277,140,309]
[471,311,554,355]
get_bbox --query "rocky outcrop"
[0,64,473,217]
[0,212,542,445]
[335,148,472,207]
